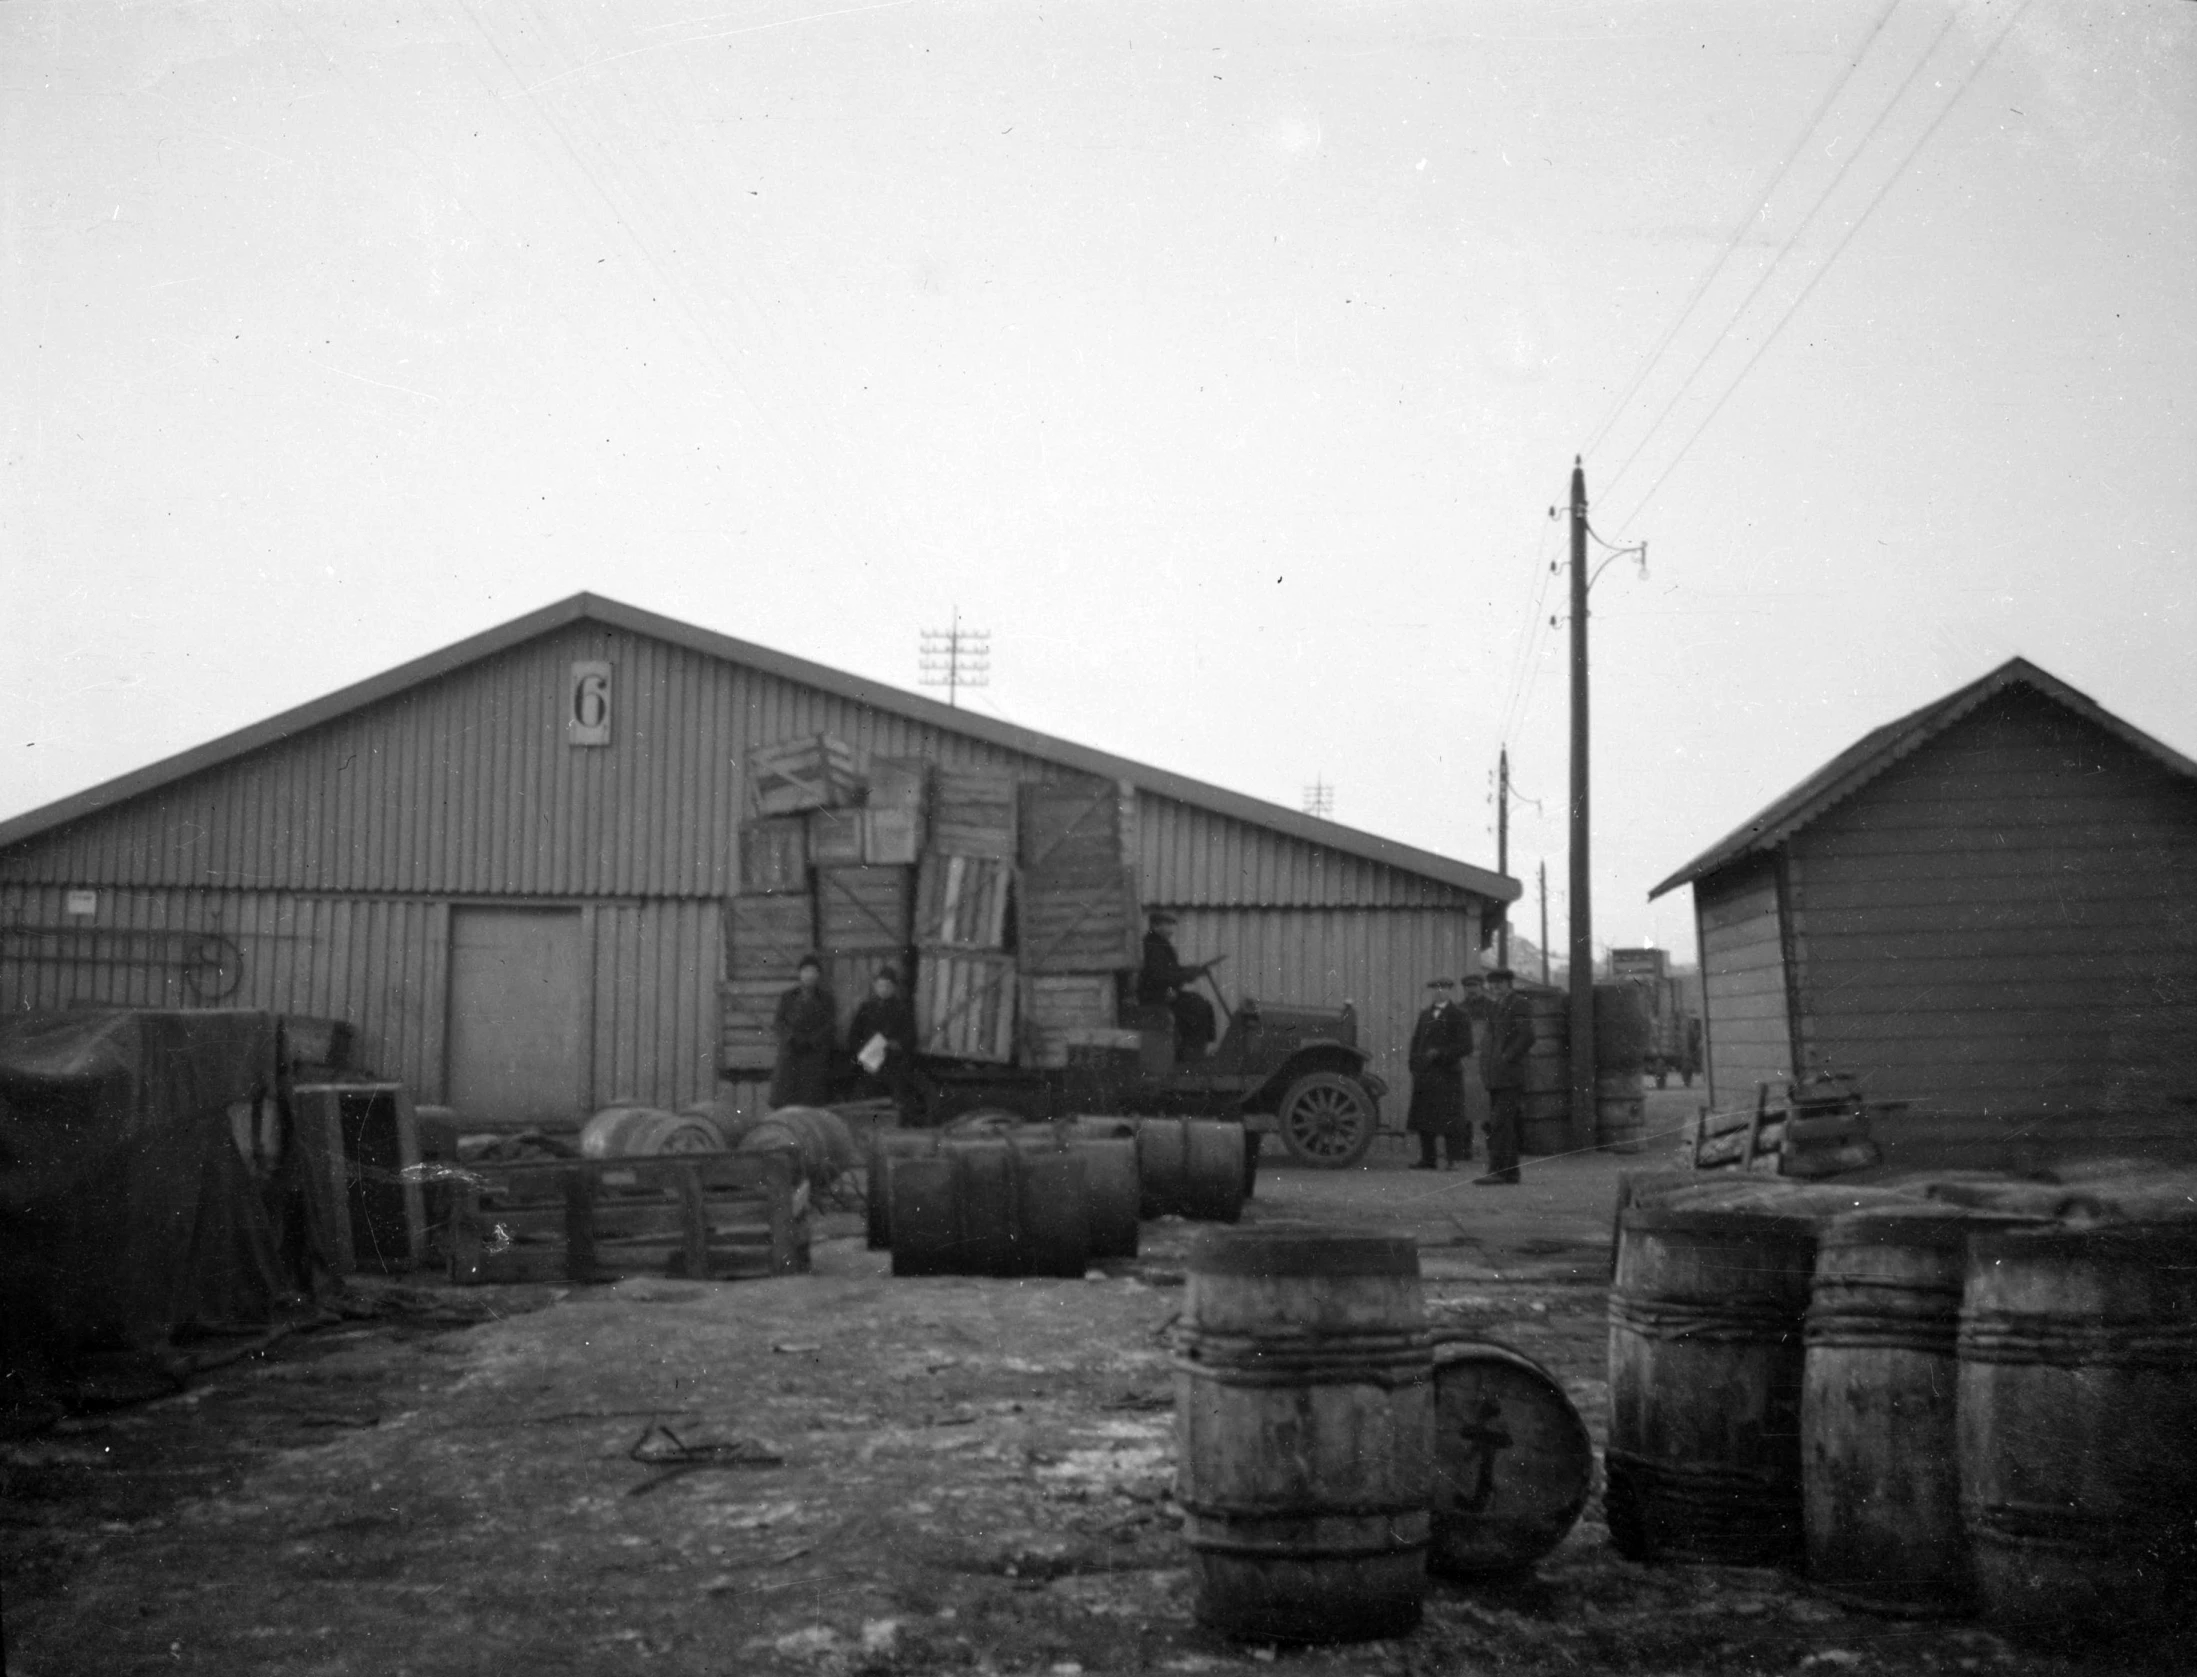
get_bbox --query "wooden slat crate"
[867,755,931,815]
[725,892,815,981]
[1017,864,1141,974]
[738,816,810,894]
[1020,974,1122,1067]
[719,976,785,1073]
[1688,1073,1894,1178]
[808,808,866,868]
[1019,777,1135,877]
[817,865,915,954]
[915,852,1013,950]
[863,806,925,866]
[448,1152,807,1284]
[918,952,1018,1063]
[930,769,1018,860]
[750,734,862,816]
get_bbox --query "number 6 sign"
[569,661,612,746]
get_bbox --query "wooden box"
[448,1152,807,1285]
[738,816,810,894]
[930,769,1019,860]
[867,756,931,815]
[917,952,1018,1063]
[719,977,784,1073]
[817,865,915,954]
[915,852,1014,950]
[750,734,861,816]
[1019,777,1135,878]
[1020,975,1122,1068]
[725,893,815,981]
[809,808,867,868]
[863,806,925,866]
[291,1082,426,1274]
[1017,864,1141,974]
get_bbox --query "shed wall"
[1785,687,2197,1158]
[1694,855,1791,1106]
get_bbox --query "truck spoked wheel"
[1276,1072,1378,1169]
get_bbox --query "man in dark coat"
[1476,967,1533,1184]
[846,963,918,1114]
[769,955,838,1108]
[1138,910,1218,1060]
[1406,977,1474,1170]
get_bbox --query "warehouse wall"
[1694,855,1792,1108]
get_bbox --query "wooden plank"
[725,894,815,981]
[737,817,810,894]
[929,770,1019,861]
[749,735,861,816]
[915,853,1013,950]
[1695,1130,1750,1168]
[917,951,1017,1062]
[1790,821,2197,861]
[1790,870,2186,914]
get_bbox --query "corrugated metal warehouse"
[1650,657,2197,1168]
[0,594,1517,1126]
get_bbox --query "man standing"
[1405,977,1474,1170]
[1477,967,1533,1184]
[769,954,838,1109]
[847,962,918,1115]
[1138,910,1218,1060]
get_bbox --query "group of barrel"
[866,1115,1253,1278]
[1607,1167,2197,1649]
[578,1101,861,1187]
[1172,1222,1595,1645]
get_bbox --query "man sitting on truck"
[1138,910,1218,1061]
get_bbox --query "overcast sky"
[4,0,2191,963]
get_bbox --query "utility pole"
[1496,748,1511,970]
[918,609,990,709]
[1568,457,1595,1149]
[1538,861,1551,987]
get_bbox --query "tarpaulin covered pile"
[0,1010,336,1379]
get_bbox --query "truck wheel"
[1276,1072,1378,1169]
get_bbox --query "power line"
[1580,0,1908,463]
[1612,0,2040,534]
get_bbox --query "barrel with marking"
[1427,1335,1593,1579]
[1175,1225,1433,1643]
[1958,1219,2197,1647]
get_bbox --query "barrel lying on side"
[1428,1334,1593,1579]
[1174,1224,1433,1644]
[1136,1117,1245,1223]
[867,1125,1138,1259]
[579,1106,725,1159]
[886,1146,1090,1279]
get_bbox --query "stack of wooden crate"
[914,769,1020,1061]
[1016,777,1142,1067]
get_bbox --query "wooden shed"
[0,594,1516,1126]
[1650,658,2197,1169]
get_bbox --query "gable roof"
[0,592,1519,904]
[1648,656,2197,900]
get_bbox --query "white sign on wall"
[65,889,98,917]
[569,661,612,746]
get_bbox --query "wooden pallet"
[1688,1073,1896,1178]
[449,1152,806,1285]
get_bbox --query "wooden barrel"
[1593,1070,1646,1154]
[1174,1224,1433,1643]
[1427,1334,1593,1580]
[1135,1117,1245,1223]
[679,1099,755,1148]
[1605,1201,1824,1564]
[1520,1091,1571,1157]
[886,1145,1091,1279]
[1521,992,1570,1154]
[1803,1205,2023,1615]
[1592,982,1652,1072]
[1958,1219,2197,1646]
[578,1106,725,1159]
[739,1106,856,1187]
[866,1130,942,1249]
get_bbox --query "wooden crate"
[1017,864,1141,974]
[918,952,1017,1063]
[867,756,931,815]
[915,852,1013,950]
[863,806,925,866]
[738,816,810,894]
[291,1082,426,1274]
[725,893,815,981]
[809,808,866,868]
[1020,974,1121,1068]
[750,734,862,816]
[719,977,785,1073]
[1019,777,1135,878]
[448,1152,807,1284]
[930,770,1018,860]
[817,865,915,954]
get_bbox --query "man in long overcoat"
[769,954,838,1108]
[1477,967,1533,1184]
[846,962,919,1115]
[1406,977,1474,1169]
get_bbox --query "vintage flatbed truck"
[909,983,1388,1170]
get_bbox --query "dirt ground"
[2,1092,2182,1676]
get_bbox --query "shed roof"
[0,592,1519,905]
[1648,656,2197,900]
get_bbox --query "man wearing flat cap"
[1477,967,1532,1184]
[1138,910,1218,1060]
[1406,977,1474,1170]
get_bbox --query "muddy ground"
[2,1092,2181,1676]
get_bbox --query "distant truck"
[1607,947,1703,1088]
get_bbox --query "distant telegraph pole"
[1302,778,1335,819]
[1496,748,1511,970]
[918,609,990,708]
[1538,861,1551,987]
[1569,458,1595,1148]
